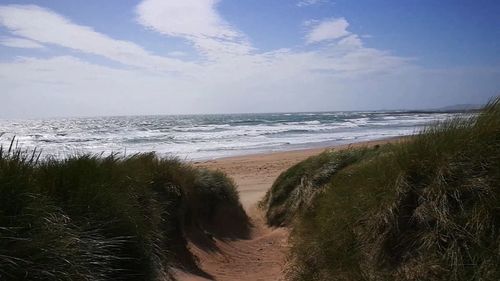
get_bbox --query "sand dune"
[174,139,401,281]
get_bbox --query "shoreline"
[197,136,404,162]
[193,136,406,210]
[175,136,407,280]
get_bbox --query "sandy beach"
[2,2,494,280]
[193,138,402,210]
[175,138,403,281]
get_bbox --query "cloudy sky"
[0,0,498,118]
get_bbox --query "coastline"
[174,136,408,281]
[193,136,406,210]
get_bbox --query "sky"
[0,0,498,118]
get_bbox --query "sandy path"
[173,139,402,281]
[172,206,288,281]
[194,147,330,210]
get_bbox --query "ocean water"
[0,111,464,160]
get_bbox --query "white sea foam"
[0,111,466,160]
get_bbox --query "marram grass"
[0,149,247,280]
[264,98,500,281]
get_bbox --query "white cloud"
[338,34,362,48]
[306,18,350,44]
[0,36,44,48]
[3,3,474,118]
[135,0,253,59]
[1,54,495,118]
[0,55,207,116]
[0,4,402,82]
[136,0,237,40]
[0,5,196,72]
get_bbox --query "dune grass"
[0,148,247,280]
[264,98,500,281]
[261,146,380,226]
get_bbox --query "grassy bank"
[263,98,499,281]
[0,149,248,280]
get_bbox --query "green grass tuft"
[261,145,384,226]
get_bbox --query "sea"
[0,111,466,160]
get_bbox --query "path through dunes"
[174,140,398,281]
[173,149,309,281]
[172,206,288,281]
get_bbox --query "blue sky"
[0,0,498,117]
